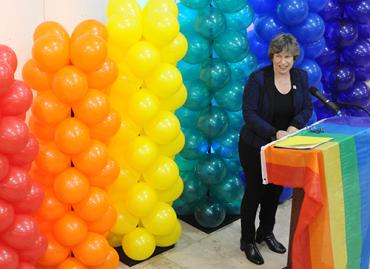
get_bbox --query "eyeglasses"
[308,127,325,134]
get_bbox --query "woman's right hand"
[276,130,288,140]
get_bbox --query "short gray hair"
[268,33,300,60]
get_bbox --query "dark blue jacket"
[240,65,313,148]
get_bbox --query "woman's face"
[272,50,294,76]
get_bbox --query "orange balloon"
[53,213,88,247]
[53,168,90,204]
[30,166,54,186]
[72,232,110,266]
[33,21,69,41]
[89,110,120,141]
[52,65,88,103]
[89,247,119,269]
[86,59,118,90]
[73,187,109,222]
[72,140,108,175]
[32,91,71,125]
[22,59,53,92]
[70,33,107,72]
[54,118,90,155]
[87,205,117,234]
[89,158,120,188]
[29,116,56,142]
[35,216,53,234]
[71,19,108,42]
[38,233,70,266]
[35,142,70,175]
[56,258,87,269]
[72,89,110,125]
[37,188,68,221]
[32,35,70,73]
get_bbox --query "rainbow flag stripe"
[262,117,370,269]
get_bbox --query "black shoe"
[240,239,264,265]
[256,228,286,254]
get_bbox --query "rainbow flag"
[261,117,370,269]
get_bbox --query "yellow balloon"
[109,113,141,147]
[125,182,158,217]
[107,44,125,63]
[108,233,123,248]
[122,227,156,261]
[124,41,160,78]
[144,0,178,17]
[155,219,182,247]
[145,63,183,98]
[157,176,184,203]
[125,136,159,171]
[111,202,139,235]
[144,110,181,144]
[143,11,179,47]
[107,12,142,50]
[158,131,185,157]
[127,89,160,126]
[107,163,140,197]
[160,84,188,111]
[141,202,177,235]
[143,156,179,190]
[160,33,188,64]
[106,0,141,17]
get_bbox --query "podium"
[261,117,370,269]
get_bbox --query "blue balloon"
[227,111,244,131]
[178,3,197,32]
[331,65,356,91]
[183,79,211,110]
[197,106,229,138]
[248,0,277,14]
[324,21,340,49]
[213,31,249,63]
[176,107,201,128]
[212,0,247,13]
[290,13,325,44]
[229,54,258,82]
[194,7,226,39]
[294,45,305,67]
[175,154,198,171]
[354,64,370,81]
[345,0,370,24]
[224,4,254,31]
[358,23,370,39]
[210,173,244,202]
[180,127,209,160]
[254,15,288,42]
[307,110,318,125]
[316,44,339,66]
[180,171,208,203]
[276,0,309,26]
[319,0,342,21]
[298,59,322,86]
[342,38,370,67]
[257,59,272,69]
[194,197,226,228]
[195,154,227,185]
[338,19,359,47]
[180,0,210,9]
[183,32,212,64]
[247,31,269,60]
[307,0,329,12]
[337,81,370,106]
[199,58,231,90]
[211,128,240,158]
[177,61,200,79]
[303,37,326,59]
[213,80,244,112]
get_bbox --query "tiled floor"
[118,201,291,269]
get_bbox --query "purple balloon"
[345,0,370,24]
[354,65,370,81]
[358,23,370,38]
[337,81,370,105]
[342,38,370,67]
[316,44,340,66]
[333,65,356,91]
[338,19,359,47]
[324,22,340,48]
[319,0,343,21]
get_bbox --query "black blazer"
[240,65,313,148]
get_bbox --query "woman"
[239,33,312,265]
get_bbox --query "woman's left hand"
[287,126,299,134]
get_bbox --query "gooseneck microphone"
[309,87,340,114]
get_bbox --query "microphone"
[309,87,340,114]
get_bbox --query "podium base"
[178,214,240,234]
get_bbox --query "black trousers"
[239,138,283,243]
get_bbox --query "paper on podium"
[274,135,333,149]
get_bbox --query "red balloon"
[18,233,47,263]
[0,44,17,71]
[0,166,31,202]
[0,199,14,232]
[0,61,14,96]
[13,181,44,214]
[0,80,33,116]
[0,242,19,269]
[8,134,39,166]
[0,117,29,154]
[0,153,9,181]
[17,262,35,269]
[2,214,39,250]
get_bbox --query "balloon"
[180,171,207,202]
[213,0,246,13]
[0,80,32,116]
[276,0,309,26]
[247,31,269,61]
[307,0,329,12]
[89,158,119,188]
[7,134,38,166]
[175,154,198,171]
[316,44,339,67]
[211,128,239,158]
[144,110,180,144]
[36,142,70,175]
[125,136,158,171]
[89,247,119,269]
[177,3,197,32]
[53,213,88,247]
[0,166,31,202]
[214,80,244,112]
[156,176,184,202]
[72,140,108,175]
[72,233,110,266]
[326,65,355,91]
[89,110,120,141]
[342,38,370,67]
[180,0,210,9]
[213,31,249,63]
[122,228,156,261]
[37,233,69,266]
[0,200,14,232]
[248,0,276,14]
[290,13,325,44]
[52,65,88,103]
[160,84,188,111]
[195,154,227,185]
[303,37,326,59]
[175,107,201,128]
[53,168,90,204]
[319,0,342,21]
[87,205,117,234]
[199,58,231,90]
[194,7,226,39]
[183,32,212,64]
[358,23,370,39]
[37,188,68,221]
[33,21,69,41]
[183,79,210,110]
[197,106,229,138]
[56,258,87,269]
[110,202,139,235]
[125,182,158,217]
[141,202,177,235]
[0,61,14,96]
[18,233,47,263]
[194,197,226,228]
[180,127,209,160]
[210,173,244,202]
[86,58,118,90]
[0,153,9,180]
[54,118,90,155]
[354,64,370,81]
[158,130,185,157]
[224,3,254,31]
[106,0,141,17]
[144,0,178,17]
[254,15,288,43]
[0,44,17,71]
[143,156,179,190]
[0,243,19,269]
[176,60,200,79]
[155,219,182,247]
[32,35,69,73]
[338,19,359,47]
[297,59,322,86]
[13,182,44,214]
[29,116,55,141]
[337,81,370,105]
[73,187,109,222]
[173,198,196,215]
[345,0,370,24]
[160,33,188,64]
[72,19,108,41]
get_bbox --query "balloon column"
[174,0,255,228]
[106,0,187,261]
[317,0,370,118]
[0,45,46,269]
[23,20,120,268]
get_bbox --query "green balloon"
[184,79,210,110]
[183,32,212,64]
[229,53,258,82]
[214,31,249,63]
[223,197,242,215]
[173,198,196,215]
[180,171,208,203]
[214,80,244,112]
[180,0,210,9]
[223,157,242,173]
[211,128,240,159]
[194,7,226,39]
[224,3,254,31]
[175,154,198,172]
[176,107,201,128]
[212,0,247,13]
[177,61,200,81]
[197,106,229,138]
[195,154,227,185]
[210,173,244,203]
[180,127,209,160]
[194,197,226,228]
[199,58,231,90]
[226,111,244,131]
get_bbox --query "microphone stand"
[334,101,370,118]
